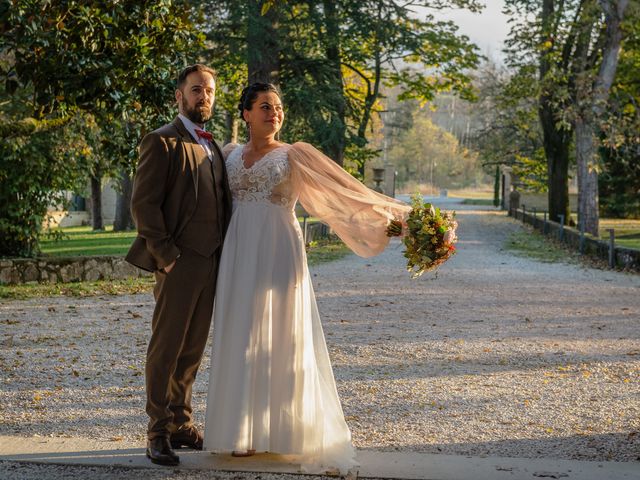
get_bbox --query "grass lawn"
[461,198,496,206]
[599,219,640,250]
[447,187,493,199]
[2,226,352,299]
[40,225,137,257]
[505,228,581,264]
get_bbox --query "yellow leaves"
[32,390,53,403]
[622,103,636,116]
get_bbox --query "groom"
[126,64,232,466]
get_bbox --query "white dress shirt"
[179,113,213,160]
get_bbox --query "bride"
[203,82,409,473]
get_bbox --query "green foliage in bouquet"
[403,193,458,278]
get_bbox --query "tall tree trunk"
[322,0,346,166]
[113,168,133,231]
[575,0,628,236]
[539,0,572,224]
[90,168,103,231]
[575,119,600,234]
[224,111,239,145]
[247,0,279,85]
[540,103,572,224]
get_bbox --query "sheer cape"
[288,142,410,258]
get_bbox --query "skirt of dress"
[203,201,357,473]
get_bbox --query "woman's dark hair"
[238,82,281,121]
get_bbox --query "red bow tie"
[195,128,213,141]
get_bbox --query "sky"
[428,1,511,63]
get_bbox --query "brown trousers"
[145,247,219,440]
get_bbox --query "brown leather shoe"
[146,437,179,466]
[170,425,203,450]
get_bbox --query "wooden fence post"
[608,229,615,268]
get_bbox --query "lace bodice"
[225,144,296,208]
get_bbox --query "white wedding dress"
[203,142,410,473]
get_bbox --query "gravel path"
[1,206,639,465]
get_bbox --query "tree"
[573,0,629,235]
[389,115,484,191]
[0,115,93,257]
[505,0,575,223]
[248,0,280,84]
[334,0,483,175]
[205,1,482,173]
[1,0,202,254]
[505,0,633,231]
[599,8,640,218]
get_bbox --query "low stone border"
[509,207,640,271]
[1,221,333,285]
[0,256,150,285]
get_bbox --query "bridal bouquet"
[387,194,458,278]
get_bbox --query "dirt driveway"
[1,205,639,462]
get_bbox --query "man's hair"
[176,64,217,90]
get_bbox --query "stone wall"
[0,256,150,285]
[1,218,335,285]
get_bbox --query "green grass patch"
[0,277,156,300]
[2,237,351,300]
[447,188,493,199]
[599,219,640,250]
[306,237,352,266]
[504,229,578,263]
[461,198,495,206]
[41,225,137,257]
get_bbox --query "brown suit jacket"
[125,117,232,272]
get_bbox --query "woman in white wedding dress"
[203,83,410,473]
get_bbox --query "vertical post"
[302,215,308,243]
[579,218,585,255]
[522,204,526,224]
[608,229,615,268]
[543,211,548,235]
[558,214,565,242]
[533,207,537,230]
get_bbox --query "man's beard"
[182,98,212,124]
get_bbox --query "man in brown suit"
[126,64,231,466]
